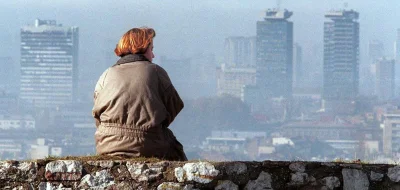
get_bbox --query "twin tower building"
[221,9,362,114]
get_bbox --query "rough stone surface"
[321,176,340,190]
[87,161,115,168]
[288,172,309,185]
[38,183,74,190]
[79,170,114,188]
[4,160,400,189]
[38,182,58,190]
[12,186,25,190]
[45,160,82,181]
[175,167,185,183]
[388,166,400,182]
[0,161,37,182]
[174,162,219,183]
[289,162,306,172]
[370,171,384,182]
[225,162,247,175]
[115,181,138,190]
[157,182,182,190]
[215,180,239,190]
[244,171,273,190]
[183,184,199,190]
[340,163,362,169]
[342,168,369,190]
[126,161,166,182]
[321,162,336,167]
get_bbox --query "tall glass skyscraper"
[20,19,79,108]
[323,10,359,102]
[256,9,293,98]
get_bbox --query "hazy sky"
[1,0,400,69]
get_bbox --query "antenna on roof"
[276,0,281,10]
[344,2,348,9]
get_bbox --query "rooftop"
[264,9,293,20]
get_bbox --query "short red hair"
[114,27,156,57]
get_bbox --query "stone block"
[157,182,182,190]
[45,160,82,181]
[370,171,384,182]
[289,162,306,172]
[0,161,37,182]
[244,171,273,190]
[215,180,239,190]
[342,168,369,190]
[388,166,400,182]
[321,176,340,190]
[86,161,115,168]
[174,162,219,183]
[288,172,309,185]
[225,162,247,175]
[126,162,166,182]
[79,170,114,189]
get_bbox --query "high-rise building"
[368,40,384,64]
[20,19,79,108]
[360,40,384,96]
[375,58,395,101]
[256,9,293,98]
[383,111,400,156]
[216,64,256,99]
[394,29,400,62]
[394,29,400,96]
[0,57,18,94]
[323,10,359,111]
[292,43,303,88]
[224,36,256,67]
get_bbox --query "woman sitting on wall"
[92,27,187,161]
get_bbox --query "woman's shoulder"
[151,63,168,75]
[152,63,172,86]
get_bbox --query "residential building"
[0,114,35,130]
[224,36,256,67]
[0,140,23,160]
[217,64,256,99]
[29,138,62,159]
[323,10,359,113]
[382,112,400,155]
[202,131,266,153]
[256,9,293,99]
[20,19,79,108]
[375,58,395,101]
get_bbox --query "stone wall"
[1,159,400,189]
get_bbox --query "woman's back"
[92,27,187,161]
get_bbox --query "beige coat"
[92,54,186,161]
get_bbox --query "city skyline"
[0,2,400,162]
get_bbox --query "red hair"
[114,27,156,57]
